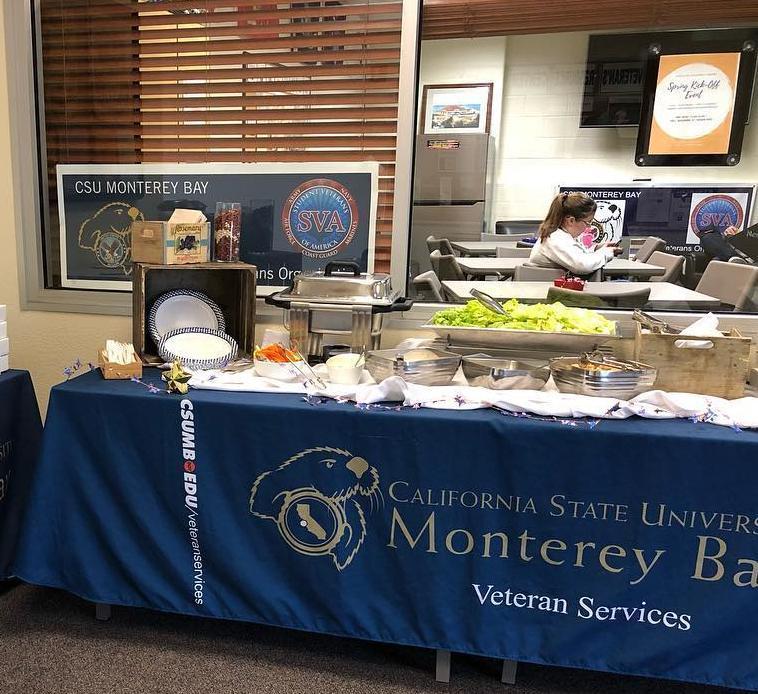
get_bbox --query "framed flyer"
[420,83,493,135]
[636,39,757,167]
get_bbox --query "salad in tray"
[431,299,616,335]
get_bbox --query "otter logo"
[590,200,625,245]
[78,202,143,274]
[249,447,381,570]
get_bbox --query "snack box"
[131,221,211,265]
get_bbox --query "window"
[410,3,758,314]
[34,0,404,293]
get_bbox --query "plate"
[148,290,225,346]
[158,328,238,370]
[422,323,618,351]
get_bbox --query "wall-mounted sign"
[650,53,740,155]
[559,184,755,256]
[56,163,378,292]
[636,40,757,167]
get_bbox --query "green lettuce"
[430,299,616,335]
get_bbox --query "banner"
[649,53,740,156]
[11,373,758,691]
[560,184,755,255]
[56,163,378,291]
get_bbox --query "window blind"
[421,0,758,40]
[39,0,401,282]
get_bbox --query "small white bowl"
[254,358,303,382]
[326,353,365,386]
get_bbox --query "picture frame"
[635,38,757,167]
[420,83,493,135]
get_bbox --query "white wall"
[418,37,507,142]
[493,32,758,222]
[418,32,758,226]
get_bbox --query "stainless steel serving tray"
[423,323,619,351]
[366,347,461,386]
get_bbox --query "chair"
[546,287,609,308]
[426,235,455,256]
[547,286,651,309]
[647,251,685,283]
[495,246,533,258]
[495,220,541,236]
[513,264,565,281]
[633,237,666,263]
[411,271,444,302]
[695,260,758,311]
[429,249,466,281]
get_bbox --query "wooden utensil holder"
[98,350,143,380]
[633,324,751,399]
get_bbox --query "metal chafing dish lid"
[286,261,400,305]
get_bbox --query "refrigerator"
[409,132,494,278]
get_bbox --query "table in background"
[8,370,758,691]
[456,258,665,280]
[442,281,721,309]
[451,240,522,256]
[0,370,42,580]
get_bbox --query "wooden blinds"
[39,0,402,273]
[421,0,758,40]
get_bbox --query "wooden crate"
[633,323,752,398]
[132,262,257,363]
[98,350,143,380]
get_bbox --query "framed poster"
[420,83,493,135]
[636,40,757,166]
[56,163,378,292]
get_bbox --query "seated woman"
[529,192,621,275]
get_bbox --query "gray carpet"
[0,584,737,694]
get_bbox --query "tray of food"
[550,353,657,399]
[424,299,618,351]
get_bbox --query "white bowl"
[326,353,365,385]
[254,358,304,382]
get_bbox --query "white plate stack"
[0,305,8,374]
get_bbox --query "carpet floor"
[0,584,739,694]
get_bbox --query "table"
[456,258,665,280]
[442,281,721,309]
[0,370,42,578]
[451,240,522,256]
[8,370,758,691]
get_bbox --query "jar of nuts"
[213,202,242,262]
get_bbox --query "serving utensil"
[633,309,682,335]
[470,288,508,316]
[287,343,327,389]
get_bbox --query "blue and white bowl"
[158,327,238,371]
[148,289,226,347]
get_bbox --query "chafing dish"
[265,262,413,360]
[550,354,657,400]
[365,347,461,386]
[462,356,550,390]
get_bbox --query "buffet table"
[456,257,665,279]
[0,370,42,579]
[7,370,758,691]
[443,281,721,309]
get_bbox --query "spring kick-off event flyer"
[649,52,740,156]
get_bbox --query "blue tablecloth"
[0,370,42,576]
[8,369,758,690]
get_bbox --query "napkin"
[168,208,207,224]
[674,313,722,349]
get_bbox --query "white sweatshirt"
[529,229,614,275]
